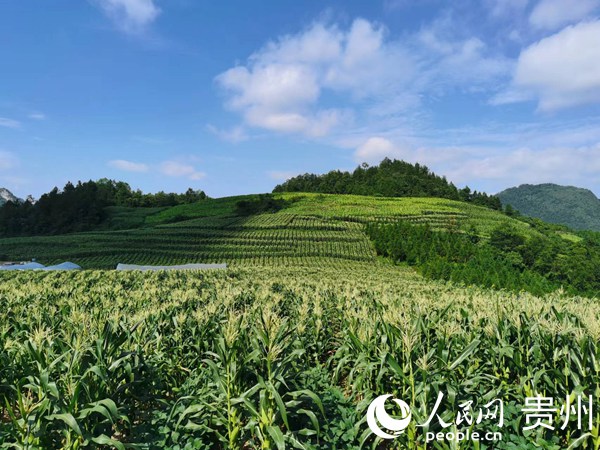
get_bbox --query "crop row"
[0,266,599,448]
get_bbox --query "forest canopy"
[273,158,502,210]
[367,220,600,297]
[0,179,207,237]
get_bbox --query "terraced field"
[0,214,375,269]
[0,193,569,269]
[1,193,597,449]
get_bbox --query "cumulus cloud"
[346,114,600,194]
[0,117,21,129]
[108,159,149,172]
[529,0,598,31]
[498,21,600,110]
[353,137,473,169]
[216,21,358,138]
[446,144,600,188]
[351,135,600,194]
[95,0,160,33]
[354,137,411,164]
[217,17,511,138]
[160,161,205,180]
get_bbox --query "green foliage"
[99,206,167,230]
[366,221,556,296]
[1,267,599,448]
[235,194,288,216]
[0,192,561,269]
[0,213,376,269]
[274,158,502,210]
[489,223,526,253]
[503,203,519,217]
[0,186,586,283]
[144,195,248,225]
[367,220,600,297]
[498,183,600,231]
[0,179,207,237]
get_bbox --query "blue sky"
[1,0,600,199]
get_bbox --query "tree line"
[273,158,502,210]
[366,220,600,297]
[0,179,207,236]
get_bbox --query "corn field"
[0,193,557,270]
[1,264,599,449]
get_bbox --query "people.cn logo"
[366,395,412,439]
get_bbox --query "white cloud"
[505,20,600,110]
[446,144,600,188]
[345,114,600,194]
[217,18,510,139]
[108,159,149,172]
[160,161,205,180]
[28,112,46,120]
[529,0,598,31]
[216,19,415,138]
[354,137,411,164]
[416,16,512,90]
[95,0,160,33]
[353,137,471,168]
[0,117,21,129]
[351,135,600,194]
[215,21,352,138]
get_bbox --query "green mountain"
[0,193,535,269]
[497,183,600,231]
[2,191,599,297]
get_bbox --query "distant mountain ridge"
[497,183,600,231]
[0,188,22,206]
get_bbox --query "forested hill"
[0,179,207,237]
[273,158,502,210]
[498,183,600,231]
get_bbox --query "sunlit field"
[0,193,560,270]
[1,264,598,449]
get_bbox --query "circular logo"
[366,395,412,439]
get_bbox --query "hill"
[498,183,600,231]
[0,187,21,206]
[0,179,206,236]
[274,158,502,210]
[0,192,535,269]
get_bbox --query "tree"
[489,224,525,253]
[504,204,519,217]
